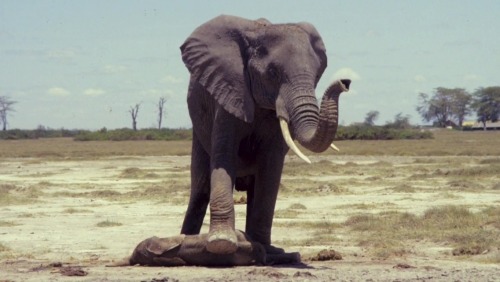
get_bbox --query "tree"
[363,110,379,126]
[385,112,412,129]
[129,103,141,131]
[0,96,17,131]
[157,97,167,129]
[472,86,500,130]
[417,88,472,127]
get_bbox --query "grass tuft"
[0,243,11,252]
[389,184,416,193]
[62,208,93,214]
[0,220,20,227]
[0,184,42,205]
[96,220,123,227]
[119,167,160,179]
[288,203,307,210]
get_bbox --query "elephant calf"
[108,230,300,267]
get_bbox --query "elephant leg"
[247,140,286,254]
[206,109,239,254]
[235,175,256,233]
[181,133,210,235]
[244,176,255,234]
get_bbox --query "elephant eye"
[267,65,281,81]
[255,46,268,57]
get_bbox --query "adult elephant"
[180,15,350,255]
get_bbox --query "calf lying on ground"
[108,230,300,267]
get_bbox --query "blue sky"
[1,1,499,129]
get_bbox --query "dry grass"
[48,182,189,205]
[317,130,500,156]
[0,184,42,205]
[62,208,93,214]
[343,205,500,259]
[1,129,499,265]
[0,221,19,227]
[0,243,10,252]
[119,167,160,179]
[0,138,191,158]
[1,130,499,159]
[96,220,123,227]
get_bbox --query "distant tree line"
[73,127,192,141]
[0,126,192,141]
[336,111,433,140]
[417,87,500,130]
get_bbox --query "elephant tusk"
[330,143,340,152]
[279,118,311,164]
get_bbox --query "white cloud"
[162,75,183,84]
[47,87,70,97]
[84,88,106,97]
[103,64,128,74]
[331,68,361,81]
[414,75,426,83]
[463,74,481,82]
[46,49,77,59]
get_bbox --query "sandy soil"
[1,155,499,281]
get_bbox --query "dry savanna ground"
[0,130,499,281]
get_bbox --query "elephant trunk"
[279,79,350,162]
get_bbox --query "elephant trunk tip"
[340,79,351,91]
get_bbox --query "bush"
[335,125,433,140]
[0,128,84,140]
[73,128,193,141]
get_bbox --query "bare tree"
[129,103,141,131]
[157,97,167,129]
[0,96,17,131]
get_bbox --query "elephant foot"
[206,229,238,254]
[264,244,285,255]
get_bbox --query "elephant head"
[181,15,349,162]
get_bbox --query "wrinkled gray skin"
[180,15,349,255]
[108,230,300,267]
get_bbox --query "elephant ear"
[296,22,327,82]
[181,15,256,123]
[146,235,184,256]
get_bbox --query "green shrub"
[335,125,433,140]
[73,128,193,141]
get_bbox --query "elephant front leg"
[206,109,240,254]
[206,168,238,254]
[181,134,210,235]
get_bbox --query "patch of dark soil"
[247,267,288,279]
[452,245,484,256]
[393,263,416,269]
[141,278,180,282]
[293,271,317,278]
[59,266,88,276]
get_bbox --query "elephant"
[179,15,350,255]
[107,230,300,267]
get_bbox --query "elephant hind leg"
[181,134,210,235]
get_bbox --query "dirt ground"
[1,154,499,281]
